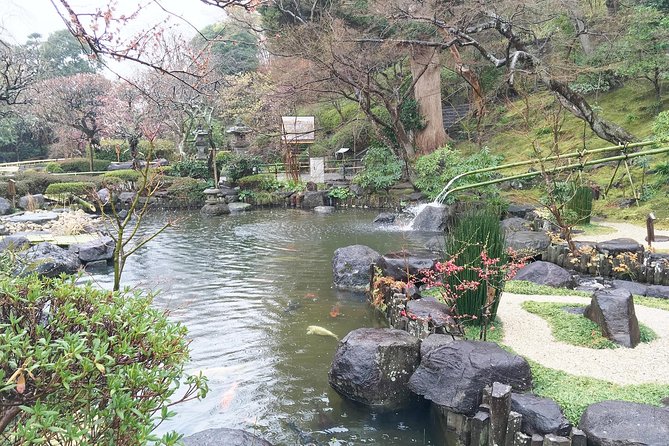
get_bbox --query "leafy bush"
[566,186,593,224]
[59,158,110,172]
[45,162,64,173]
[352,147,402,192]
[44,182,95,196]
[103,169,141,183]
[0,270,208,444]
[170,159,210,180]
[328,186,354,200]
[237,174,281,191]
[164,177,207,205]
[652,110,669,139]
[220,154,263,184]
[414,147,503,203]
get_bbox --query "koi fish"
[329,304,341,318]
[219,381,239,411]
[307,325,339,341]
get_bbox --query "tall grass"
[446,207,506,324]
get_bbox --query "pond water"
[87,208,439,445]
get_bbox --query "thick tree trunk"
[410,46,448,154]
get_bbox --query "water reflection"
[86,208,436,445]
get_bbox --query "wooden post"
[647,213,656,247]
[7,179,16,209]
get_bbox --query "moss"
[45,182,96,196]
[102,169,141,182]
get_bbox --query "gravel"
[498,292,669,385]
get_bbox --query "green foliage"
[0,271,208,443]
[506,280,590,297]
[58,158,110,173]
[567,186,593,224]
[652,110,669,139]
[328,186,354,200]
[164,177,207,205]
[39,29,100,78]
[0,172,113,198]
[352,147,402,192]
[103,169,141,183]
[237,174,281,191]
[220,154,263,184]
[446,207,507,324]
[170,159,210,180]
[197,20,259,75]
[97,139,178,163]
[45,162,63,173]
[413,147,503,203]
[44,181,95,196]
[399,98,425,132]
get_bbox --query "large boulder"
[200,203,230,216]
[645,284,669,299]
[301,191,327,208]
[70,236,115,263]
[16,242,81,277]
[408,340,533,416]
[596,238,642,255]
[373,212,396,224]
[511,261,576,289]
[0,235,29,252]
[410,204,454,232]
[0,197,12,215]
[584,289,641,348]
[510,393,571,437]
[505,231,551,256]
[420,334,454,357]
[611,279,648,297]
[18,194,45,210]
[328,328,421,411]
[182,428,273,446]
[332,245,381,291]
[228,202,251,212]
[406,297,456,334]
[376,251,437,282]
[579,400,669,446]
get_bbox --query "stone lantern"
[226,119,252,155]
[193,126,209,160]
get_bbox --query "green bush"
[0,270,208,443]
[103,169,141,183]
[446,207,507,324]
[414,147,503,203]
[45,162,64,173]
[170,159,210,180]
[165,177,207,205]
[567,186,593,224]
[328,186,354,200]
[44,182,95,196]
[237,174,281,191]
[352,147,402,192]
[220,154,263,184]
[59,158,110,172]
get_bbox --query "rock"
[425,236,445,253]
[0,235,29,252]
[328,328,421,411]
[512,261,576,289]
[645,284,669,299]
[349,184,364,196]
[70,236,115,263]
[505,231,551,256]
[373,212,396,224]
[408,340,533,416]
[501,217,533,233]
[301,191,327,208]
[305,181,317,192]
[611,279,648,297]
[376,251,437,282]
[16,242,81,277]
[96,188,110,205]
[332,245,381,291]
[406,297,456,332]
[420,334,455,357]
[314,206,335,214]
[200,203,230,216]
[228,202,252,212]
[8,211,59,224]
[584,289,640,348]
[0,225,9,236]
[84,260,109,271]
[0,197,12,215]
[510,393,571,436]
[596,238,642,255]
[218,186,237,196]
[118,192,136,205]
[107,161,135,171]
[579,400,669,446]
[203,188,221,196]
[18,194,45,210]
[182,428,274,446]
[410,204,454,232]
[506,204,536,219]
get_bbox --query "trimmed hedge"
[59,158,111,172]
[45,182,96,196]
[0,173,113,199]
[237,174,281,191]
[103,169,141,182]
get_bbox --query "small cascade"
[407,202,449,232]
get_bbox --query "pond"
[87,208,438,445]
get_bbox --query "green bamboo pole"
[439,145,669,201]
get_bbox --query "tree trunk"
[410,46,448,154]
[571,15,594,57]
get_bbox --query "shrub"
[414,146,503,203]
[59,158,110,172]
[45,162,64,173]
[328,186,354,200]
[220,154,263,184]
[352,146,402,192]
[103,169,141,183]
[237,174,280,191]
[165,177,207,205]
[170,159,210,180]
[44,182,95,196]
[567,186,593,224]
[0,271,208,444]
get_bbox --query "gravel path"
[498,292,669,385]
[574,220,669,246]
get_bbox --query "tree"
[0,36,40,107]
[197,19,260,75]
[34,73,111,170]
[614,6,669,104]
[39,29,100,78]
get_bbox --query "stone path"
[497,292,669,385]
[574,220,669,247]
